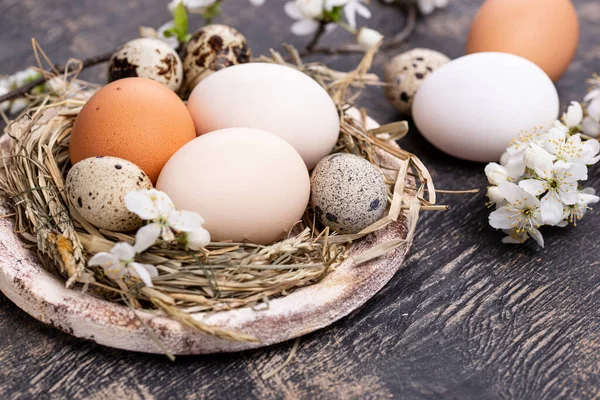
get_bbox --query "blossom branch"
[301,4,417,56]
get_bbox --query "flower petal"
[125,190,158,220]
[131,263,157,287]
[284,2,303,19]
[134,223,162,253]
[150,189,176,216]
[168,210,204,232]
[524,143,555,179]
[558,182,579,205]
[540,191,564,225]
[565,101,583,127]
[88,252,118,267]
[487,186,505,204]
[110,242,136,261]
[519,179,546,196]
[290,19,320,36]
[187,227,211,250]
[489,206,515,230]
[582,117,600,138]
[485,162,509,185]
[528,228,545,248]
[501,229,529,244]
[356,2,371,18]
[498,181,525,205]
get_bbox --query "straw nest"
[0,44,439,343]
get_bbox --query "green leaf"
[322,6,343,22]
[162,28,176,38]
[172,1,189,43]
[203,2,221,24]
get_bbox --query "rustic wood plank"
[0,0,599,399]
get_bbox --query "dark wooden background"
[1,0,599,399]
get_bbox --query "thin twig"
[303,4,418,56]
[304,21,328,53]
[0,51,113,105]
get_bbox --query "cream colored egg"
[66,157,153,231]
[156,128,310,245]
[187,63,340,170]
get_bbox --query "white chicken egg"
[412,52,559,162]
[187,63,340,170]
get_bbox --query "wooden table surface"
[1,0,599,399]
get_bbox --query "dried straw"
[0,43,441,342]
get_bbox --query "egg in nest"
[108,38,183,91]
[69,77,196,183]
[66,156,153,232]
[182,24,251,92]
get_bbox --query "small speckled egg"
[384,48,450,115]
[310,154,388,234]
[66,156,153,232]
[183,24,251,92]
[108,38,183,91]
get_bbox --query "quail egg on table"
[384,48,450,115]
[108,38,183,91]
[183,24,251,91]
[66,156,153,232]
[310,154,388,235]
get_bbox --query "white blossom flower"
[88,242,158,287]
[520,149,586,225]
[501,128,548,178]
[560,187,599,226]
[485,162,511,205]
[417,0,448,15]
[356,27,383,51]
[343,0,371,29]
[125,189,205,247]
[284,0,325,35]
[545,127,600,165]
[485,162,510,186]
[284,0,350,36]
[186,227,211,250]
[563,101,583,129]
[489,182,544,247]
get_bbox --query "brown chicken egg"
[466,0,579,82]
[69,77,196,183]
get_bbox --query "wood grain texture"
[0,0,599,399]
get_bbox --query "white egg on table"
[412,52,559,162]
[187,63,340,170]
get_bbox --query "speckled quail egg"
[108,38,183,91]
[183,24,251,92]
[66,156,153,232]
[384,48,450,115]
[310,154,388,234]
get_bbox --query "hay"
[0,44,440,342]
